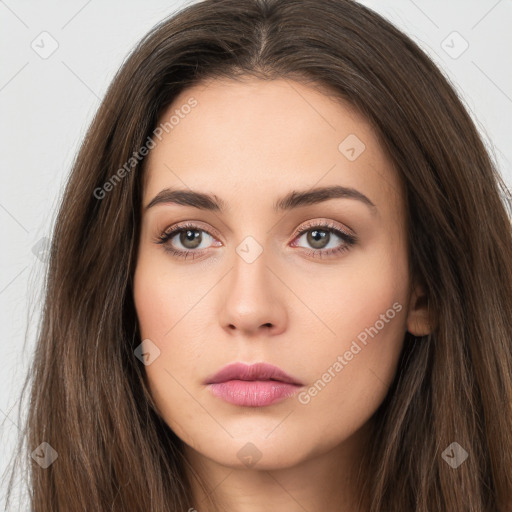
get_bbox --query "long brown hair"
[5,0,512,510]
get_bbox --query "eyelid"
[160,220,223,243]
[293,218,356,240]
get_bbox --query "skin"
[133,77,431,512]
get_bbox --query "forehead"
[142,77,403,216]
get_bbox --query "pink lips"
[205,362,304,407]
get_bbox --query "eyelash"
[154,220,357,260]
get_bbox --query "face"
[133,77,429,471]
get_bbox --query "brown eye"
[291,221,357,259]
[162,228,215,252]
[156,222,222,259]
[179,229,203,249]
[306,229,330,249]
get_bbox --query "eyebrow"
[145,185,378,215]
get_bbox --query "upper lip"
[205,362,303,386]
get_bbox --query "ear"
[406,282,431,336]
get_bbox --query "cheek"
[295,244,409,434]
[133,256,197,444]
[134,248,167,338]
[133,275,175,341]
[132,250,212,434]
[292,229,408,347]
[133,248,205,341]
[295,302,406,446]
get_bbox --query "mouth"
[205,362,304,407]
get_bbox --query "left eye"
[294,226,351,251]
[158,226,218,251]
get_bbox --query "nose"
[218,248,288,337]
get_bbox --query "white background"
[1,0,511,508]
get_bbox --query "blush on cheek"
[134,264,176,341]
[334,299,406,376]
[354,302,406,384]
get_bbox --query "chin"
[187,433,319,471]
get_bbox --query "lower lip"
[208,380,301,407]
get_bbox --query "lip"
[205,362,304,407]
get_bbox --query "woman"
[6,0,512,510]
